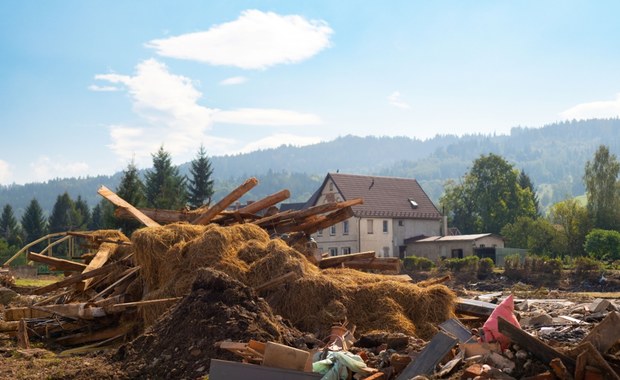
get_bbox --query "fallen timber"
[1,177,384,352]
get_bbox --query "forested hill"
[1,118,619,217]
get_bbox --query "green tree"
[144,146,187,209]
[584,229,620,261]
[187,145,215,209]
[0,204,22,246]
[440,154,538,234]
[583,145,620,230]
[74,195,91,230]
[518,169,540,217]
[89,202,104,230]
[115,159,146,234]
[48,192,78,233]
[21,198,48,245]
[548,199,590,257]
[501,216,564,257]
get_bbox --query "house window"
[342,247,351,255]
[343,221,349,235]
[382,247,390,257]
[329,247,338,256]
[383,220,388,233]
[330,225,336,236]
[367,220,374,234]
[317,229,323,236]
[398,220,404,227]
[329,182,334,191]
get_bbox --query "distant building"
[405,233,505,262]
[306,173,442,257]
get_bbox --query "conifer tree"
[584,145,620,230]
[21,198,47,244]
[187,145,214,209]
[74,195,90,230]
[0,204,22,246]
[49,192,77,233]
[144,146,187,209]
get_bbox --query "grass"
[14,276,60,288]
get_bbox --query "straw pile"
[131,222,455,338]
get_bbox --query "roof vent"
[408,198,418,209]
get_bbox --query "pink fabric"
[481,294,520,349]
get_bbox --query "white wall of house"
[359,218,394,257]
[315,217,360,256]
[392,218,441,257]
[407,235,504,262]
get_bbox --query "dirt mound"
[118,267,305,379]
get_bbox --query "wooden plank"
[215,189,291,221]
[114,207,194,224]
[27,251,87,272]
[98,185,160,227]
[254,198,362,228]
[55,324,134,346]
[456,298,497,318]
[0,320,19,332]
[254,271,297,293]
[209,359,323,380]
[193,177,259,225]
[395,330,458,380]
[106,297,182,313]
[342,257,401,273]
[17,319,30,349]
[32,263,119,295]
[581,311,620,354]
[76,246,114,292]
[497,316,575,372]
[570,342,620,380]
[318,251,376,269]
[88,266,140,302]
[302,207,355,236]
[439,318,475,344]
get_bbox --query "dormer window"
[408,198,418,208]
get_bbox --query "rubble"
[1,178,620,379]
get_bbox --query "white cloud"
[146,9,333,69]
[238,133,321,153]
[95,59,216,164]
[88,84,120,92]
[560,93,620,120]
[388,91,411,109]
[219,76,248,86]
[213,108,322,126]
[29,156,89,182]
[0,160,12,184]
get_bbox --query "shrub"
[402,256,434,271]
[477,257,495,279]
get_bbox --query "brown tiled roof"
[307,173,442,220]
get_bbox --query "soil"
[116,267,308,380]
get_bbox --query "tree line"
[440,145,620,261]
[0,145,214,264]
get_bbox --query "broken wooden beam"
[98,185,160,227]
[192,177,259,225]
[215,189,291,222]
[497,316,575,372]
[456,298,497,318]
[76,245,115,291]
[318,251,376,269]
[253,198,362,228]
[395,330,458,379]
[105,297,183,313]
[341,257,401,273]
[114,207,194,224]
[580,311,620,354]
[27,251,87,272]
[32,263,120,295]
[55,324,134,346]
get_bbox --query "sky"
[2,1,620,185]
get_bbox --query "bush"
[584,229,620,261]
[440,256,479,273]
[402,256,434,271]
[573,256,603,282]
[477,257,495,279]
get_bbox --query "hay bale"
[246,239,319,287]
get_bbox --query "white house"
[306,173,442,258]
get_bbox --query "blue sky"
[2,1,620,185]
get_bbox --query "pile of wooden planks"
[2,177,398,351]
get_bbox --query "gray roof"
[306,173,441,220]
[412,233,500,243]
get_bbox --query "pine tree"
[584,145,620,230]
[74,195,91,230]
[0,204,22,246]
[115,159,146,234]
[144,146,187,209]
[21,198,48,244]
[187,145,215,209]
[49,192,77,233]
[89,202,104,230]
[518,169,540,217]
